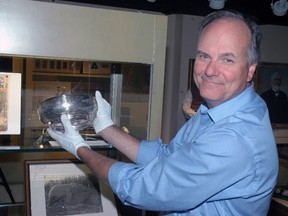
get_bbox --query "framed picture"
[0,72,21,134]
[25,159,119,216]
[187,59,204,112]
[255,62,288,128]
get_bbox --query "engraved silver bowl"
[37,94,97,131]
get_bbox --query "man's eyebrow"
[196,51,239,61]
[196,50,210,56]
[220,52,237,58]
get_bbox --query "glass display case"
[0,56,151,149]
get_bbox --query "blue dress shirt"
[109,83,279,216]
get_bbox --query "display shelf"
[0,203,25,208]
[0,136,114,153]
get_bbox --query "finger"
[60,114,74,132]
[95,91,102,101]
[47,128,62,140]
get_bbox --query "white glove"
[47,114,90,159]
[93,91,113,133]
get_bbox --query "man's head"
[271,72,282,91]
[193,10,262,108]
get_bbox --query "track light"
[271,0,288,16]
[209,0,226,10]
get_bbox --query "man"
[261,72,288,123]
[48,10,279,216]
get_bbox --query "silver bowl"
[37,94,97,131]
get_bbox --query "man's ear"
[247,63,257,83]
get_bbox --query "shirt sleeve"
[108,126,256,212]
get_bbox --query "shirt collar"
[199,83,256,123]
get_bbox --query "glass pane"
[0,56,151,148]
[121,63,150,139]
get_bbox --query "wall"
[162,14,288,143]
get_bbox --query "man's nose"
[205,60,219,76]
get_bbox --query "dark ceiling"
[56,0,288,26]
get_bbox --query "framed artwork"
[25,159,119,216]
[0,72,21,134]
[255,62,288,128]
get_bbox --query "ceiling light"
[271,0,288,16]
[209,0,226,10]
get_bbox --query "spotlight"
[209,0,226,10]
[271,0,288,16]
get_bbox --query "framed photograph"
[255,62,288,128]
[25,159,119,216]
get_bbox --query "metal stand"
[0,167,16,204]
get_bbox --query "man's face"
[271,74,282,91]
[193,18,257,108]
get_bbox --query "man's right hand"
[93,91,114,133]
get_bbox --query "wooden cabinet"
[269,197,288,216]
[268,145,288,216]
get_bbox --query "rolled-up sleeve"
[108,138,166,203]
[136,138,164,165]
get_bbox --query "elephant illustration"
[47,182,101,209]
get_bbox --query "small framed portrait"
[255,62,288,128]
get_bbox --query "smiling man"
[194,16,257,108]
[48,10,279,216]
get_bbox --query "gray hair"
[198,10,262,66]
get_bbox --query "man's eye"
[197,53,209,60]
[223,58,234,63]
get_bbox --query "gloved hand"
[93,91,113,133]
[47,114,90,159]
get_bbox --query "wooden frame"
[255,62,288,128]
[25,159,119,216]
[187,59,204,112]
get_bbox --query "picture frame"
[187,59,204,112]
[0,72,21,134]
[25,159,119,216]
[255,62,288,128]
